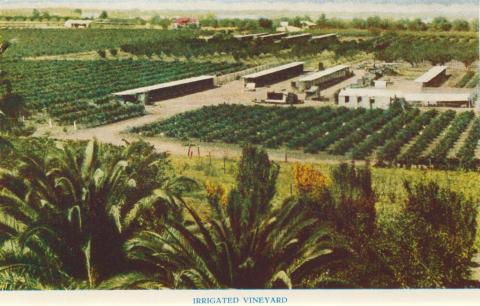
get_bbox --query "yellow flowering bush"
[205,180,228,206]
[293,163,329,197]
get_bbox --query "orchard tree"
[258,18,273,30]
[99,10,108,19]
[236,145,279,213]
[452,19,470,31]
[431,16,452,31]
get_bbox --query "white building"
[338,88,400,109]
[64,20,93,28]
[338,86,475,109]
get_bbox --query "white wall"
[338,94,391,109]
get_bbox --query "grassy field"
[170,154,480,249]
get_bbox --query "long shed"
[338,87,474,109]
[310,33,338,43]
[414,66,447,87]
[242,62,304,87]
[296,65,351,91]
[257,32,288,42]
[281,33,313,44]
[112,76,215,104]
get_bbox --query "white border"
[0,289,480,306]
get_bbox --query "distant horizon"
[0,0,479,19]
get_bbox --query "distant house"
[173,17,199,29]
[64,20,93,28]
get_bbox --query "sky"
[0,1,478,19]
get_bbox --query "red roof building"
[174,17,199,28]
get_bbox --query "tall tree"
[114,146,349,289]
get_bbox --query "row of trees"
[373,32,478,68]
[313,15,477,32]
[0,9,108,22]
[0,140,477,289]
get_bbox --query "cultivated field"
[1,10,480,292]
[132,104,480,169]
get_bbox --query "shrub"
[97,49,107,58]
[378,181,478,288]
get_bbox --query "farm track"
[38,79,353,164]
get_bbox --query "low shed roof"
[112,76,214,96]
[258,32,287,39]
[242,62,304,80]
[414,66,447,84]
[404,92,472,102]
[298,65,349,82]
[310,33,337,40]
[282,33,312,40]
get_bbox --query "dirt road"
[37,78,359,164]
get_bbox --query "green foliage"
[399,110,456,166]
[457,118,480,170]
[0,29,203,58]
[456,71,475,87]
[109,48,118,57]
[132,104,479,170]
[4,60,244,110]
[236,145,279,211]
[96,49,106,58]
[47,98,145,128]
[378,181,478,288]
[0,139,192,288]
[372,32,478,67]
[119,146,349,289]
[99,11,108,19]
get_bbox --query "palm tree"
[115,146,349,289]
[0,139,193,288]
